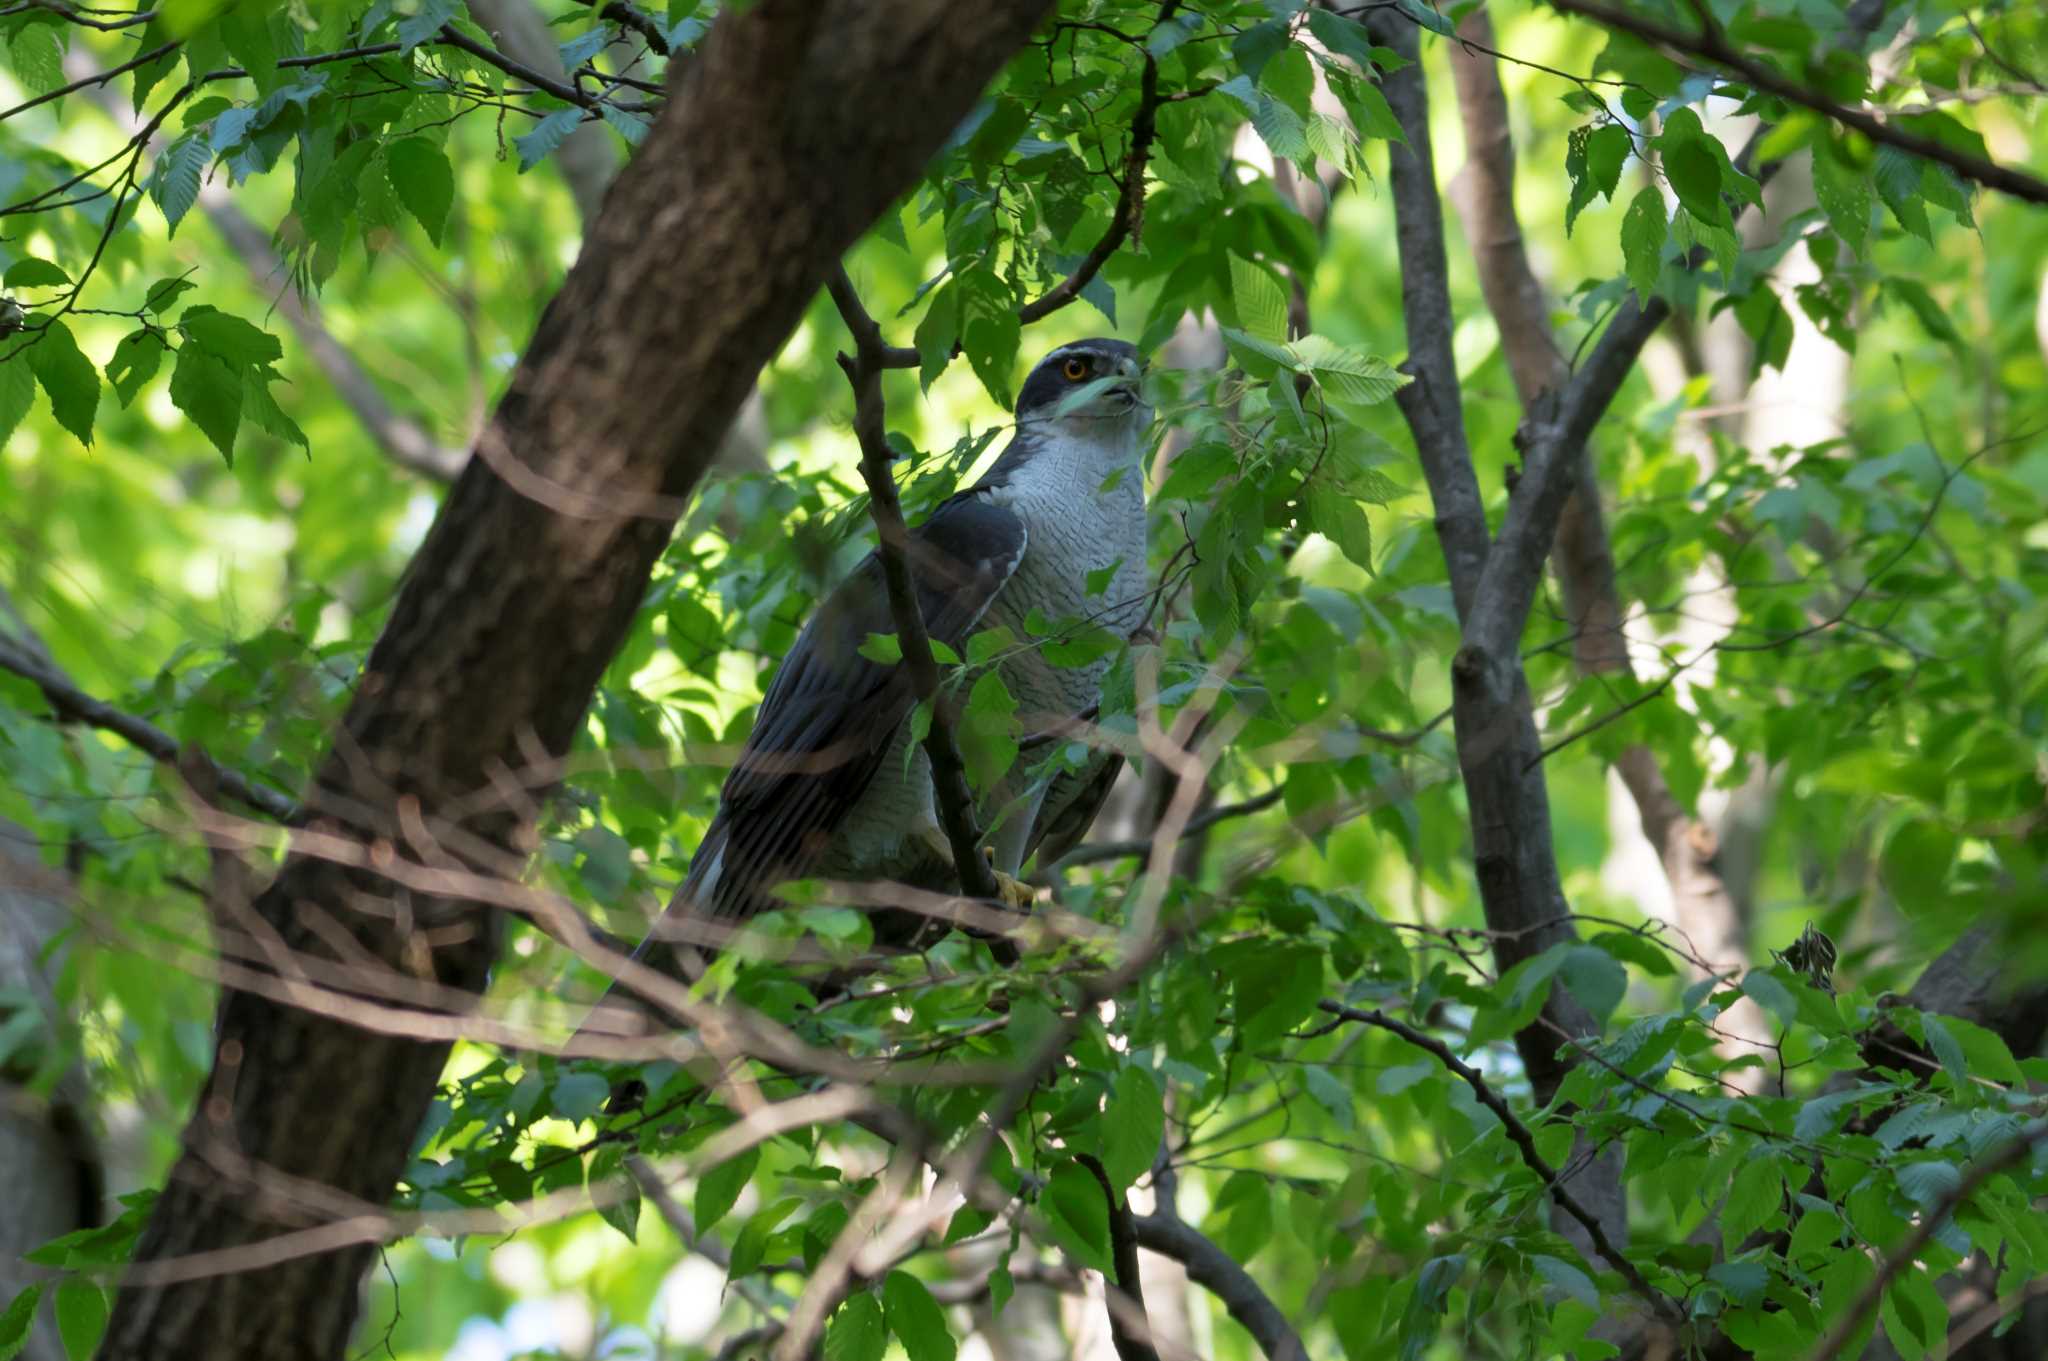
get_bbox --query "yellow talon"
[983,846,1037,911]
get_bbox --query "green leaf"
[1720,1155,1784,1253]
[219,4,278,93]
[1229,942,1323,1050]
[3,259,68,289]
[913,282,958,391]
[1813,144,1870,254]
[594,1167,641,1243]
[386,137,455,246]
[1040,1160,1113,1273]
[882,1271,956,1361]
[1880,818,1955,913]
[1310,485,1374,571]
[7,24,64,96]
[1919,1015,1967,1087]
[694,1144,760,1234]
[54,1281,105,1361]
[106,330,167,407]
[1559,945,1626,1029]
[26,320,99,448]
[0,344,38,449]
[143,276,197,314]
[1885,278,1965,356]
[152,133,209,237]
[729,1197,802,1280]
[1740,968,1797,1028]
[179,305,283,370]
[959,670,1018,794]
[600,105,650,147]
[1662,136,1726,228]
[0,1283,44,1361]
[1532,1253,1599,1310]
[241,368,308,450]
[859,632,903,665]
[550,1070,609,1121]
[169,342,243,463]
[514,107,584,173]
[1620,186,1666,304]
[958,269,1019,409]
[824,1291,886,1361]
[1100,1066,1164,1193]
[395,0,460,53]
[1230,254,1289,342]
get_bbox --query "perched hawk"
[658,339,1152,954]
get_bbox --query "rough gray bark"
[98,5,1050,1358]
[0,822,99,1361]
[1362,12,1635,1264]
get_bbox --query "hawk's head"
[1014,339,1148,432]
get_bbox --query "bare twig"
[1552,0,2048,207]
[824,267,1003,903]
[1078,1153,1162,1361]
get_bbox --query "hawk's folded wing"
[669,486,1027,928]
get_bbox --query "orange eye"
[1061,357,1089,380]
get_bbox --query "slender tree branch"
[825,267,1003,903]
[0,638,299,822]
[1551,0,2048,207]
[1055,786,1283,869]
[1130,1213,1306,1361]
[0,39,177,124]
[1078,1153,1162,1361]
[1319,1001,1686,1328]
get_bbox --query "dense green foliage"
[3,1,2047,1359]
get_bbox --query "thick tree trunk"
[99,5,1049,1358]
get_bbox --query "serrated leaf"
[242,367,308,450]
[882,1271,955,1361]
[1662,135,1725,228]
[1229,254,1289,343]
[1720,1156,1784,1253]
[1919,1014,1967,1087]
[1813,145,1870,254]
[4,259,68,289]
[26,320,99,448]
[1310,485,1373,571]
[958,270,1018,409]
[824,1291,886,1361]
[1251,94,1309,163]
[106,330,167,407]
[385,137,454,245]
[8,24,64,96]
[152,133,209,236]
[595,1169,640,1243]
[170,341,242,462]
[1620,185,1665,304]
[600,105,650,147]
[143,277,196,314]
[514,106,585,173]
[551,1070,609,1121]
[395,0,459,52]
[1100,1066,1164,1193]
[693,1144,760,1235]
[859,632,903,665]
[179,306,282,370]
[1040,1160,1113,1273]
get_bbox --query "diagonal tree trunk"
[99,5,1050,1357]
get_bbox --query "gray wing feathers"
[673,487,1027,924]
